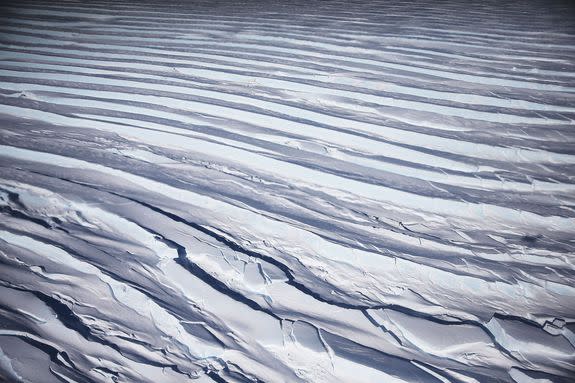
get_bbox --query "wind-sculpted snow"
[0,0,574,382]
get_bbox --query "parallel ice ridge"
[0,0,574,382]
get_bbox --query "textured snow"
[0,0,574,382]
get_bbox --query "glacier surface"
[0,0,574,382]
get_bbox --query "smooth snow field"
[0,0,574,382]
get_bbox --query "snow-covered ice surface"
[0,0,574,381]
